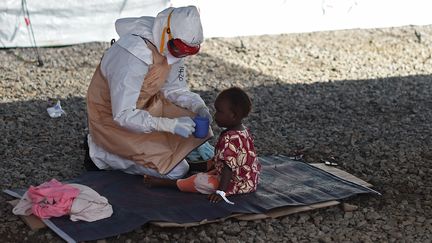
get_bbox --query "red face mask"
[167,38,200,58]
[159,10,201,58]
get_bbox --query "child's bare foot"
[143,175,177,188]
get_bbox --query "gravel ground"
[1,25,432,242]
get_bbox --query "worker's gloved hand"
[153,117,195,138]
[173,117,196,138]
[195,106,212,124]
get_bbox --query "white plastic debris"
[47,100,66,118]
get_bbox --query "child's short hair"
[217,87,252,119]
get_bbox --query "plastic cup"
[193,116,209,138]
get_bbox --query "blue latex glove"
[196,106,212,124]
[173,117,196,138]
[197,141,214,160]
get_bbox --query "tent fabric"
[0,0,169,48]
[4,155,379,242]
[2,0,432,48]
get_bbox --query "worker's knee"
[166,159,189,179]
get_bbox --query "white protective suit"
[87,6,210,179]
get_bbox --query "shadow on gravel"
[2,73,431,189]
[1,73,432,241]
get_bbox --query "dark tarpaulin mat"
[5,155,379,242]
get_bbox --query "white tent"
[173,0,432,38]
[1,0,432,48]
[0,0,169,48]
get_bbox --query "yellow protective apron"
[86,40,212,174]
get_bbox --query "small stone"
[417,216,426,223]
[342,203,359,212]
[239,221,247,226]
[344,212,353,219]
[318,236,333,243]
[216,237,226,243]
[159,233,169,241]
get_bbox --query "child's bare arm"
[218,164,233,191]
[208,163,233,203]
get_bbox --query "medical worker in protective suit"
[85,6,213,179]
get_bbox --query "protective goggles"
[159,10,200,58]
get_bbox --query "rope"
[22,0,43,67]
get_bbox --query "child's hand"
[208,193,222,203]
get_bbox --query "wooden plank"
[7,200,46,230]
[151,201,342,227]
[150,214,240,227]
[310,163,373,187]
[263,200,340,218]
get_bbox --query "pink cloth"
[27,179,80,219]
[13,182,113,222]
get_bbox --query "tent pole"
[22,0,44,67]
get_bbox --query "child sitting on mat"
[144,87,261,203]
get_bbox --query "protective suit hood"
[115,16,155,42]
[152,6,204,55]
